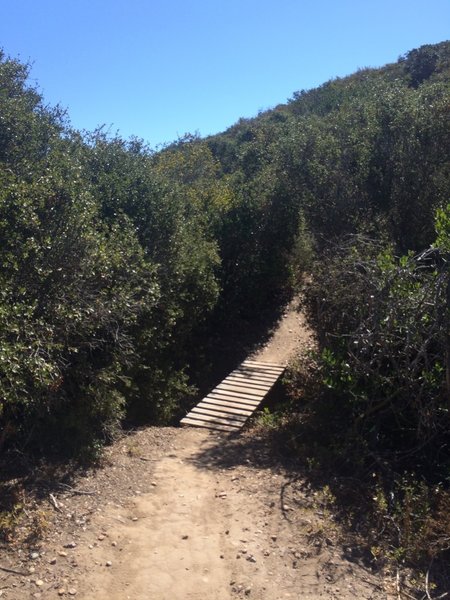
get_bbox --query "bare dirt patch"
[1,426,393,599]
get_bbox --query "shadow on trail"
[185,425,354,541]
[186,427,307,526]
[186,421,450,594]
[184,423,385,563]
[187,429,280,472]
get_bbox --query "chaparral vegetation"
[1,40,450,590]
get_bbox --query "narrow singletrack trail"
[72,302,387,600]
[74,426,387,600]
[2,302,392,599]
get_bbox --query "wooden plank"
[232,370,279,382]
[181,415,240,430]
[207,391,261,407]
[198,399,253,415]
[181,357,285,431]
[200,398,254,412]
[242,362,285,371]
[232,376,276,386]
[214,388,264,401]
[181,412,243,428]
[190,406,248,423]
[238,362,284,372]
[220,384,271,395]
[214,385,264,396]
[224,375,273,390]
[207,394,261,411]
[237,370,282,380]
[216,383,265,398]
[180,417,238,432]
[243,358,285,367]
[191,405,248,421]
[234,364,280,374]
[237,369,283,379]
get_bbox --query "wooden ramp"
[180,359,285,432]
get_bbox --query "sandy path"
[250,298,313,365]
[77,430,234,599]
[73,427,387,600]
[71,302,387,600]
[77,429,279,600]
[2,302,391,599]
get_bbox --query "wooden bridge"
[180,359,285,432]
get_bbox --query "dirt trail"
[1,302,392,599]
[250,298,313,365]
[78,430,234,599]
[73,429,387,600]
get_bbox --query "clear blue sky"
[1,0,449,148]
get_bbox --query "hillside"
[1,40,450,595]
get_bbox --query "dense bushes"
[305,236,450,458]
[282,232,450,579]
[197,40,450,579]
[0,135,161,454]
[1,38,450,487]
[0,54,220,455]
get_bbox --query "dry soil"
[0,302,397,599]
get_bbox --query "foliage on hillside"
[1,41,450,581]
[202,41,450,583]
